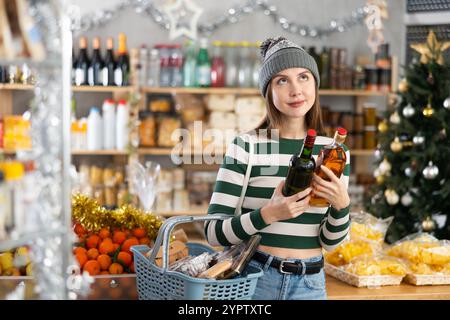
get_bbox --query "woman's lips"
[287,100,305,108]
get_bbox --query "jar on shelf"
[157,116,181,147]
[90,166,103,186]
[93,185,105,207]
[138,111,156,147]
[117,184,130,207]
[148,95,172,113]
[104,186,117,209]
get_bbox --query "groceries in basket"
[343,254,408,276]
[349,211,393,244]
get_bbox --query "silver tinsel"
[71,0,374,39]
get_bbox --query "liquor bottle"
[88,37,104,86]
[211,40,225,87]
[282,129,317,197]
[114,33,130,86]
[310,127,347,207]
[195,38,211,87]
[102,37,116,86]
[74,37,90,86]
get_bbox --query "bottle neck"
[298,138,315,160]
[333,131,346,146]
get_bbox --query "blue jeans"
[246,252,327,300]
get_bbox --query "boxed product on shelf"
[173,189,190,211]
[172,168,185,190]
[148,94,172,113]
[157,116,181,147]
[3,115,31,150]
[174,94,205,123]
[206,94,235,112]
[138,111,156,147]
[209,111,236,129]
[237,114,264,132]
[187,171,216,208]
[234,96,265,115]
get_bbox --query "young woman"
[205,37,351,300]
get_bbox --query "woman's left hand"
[312,166,350,211]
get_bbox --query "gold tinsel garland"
[72,193,163,239]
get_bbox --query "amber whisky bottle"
[282,129,317,197]
[310,127,347,207]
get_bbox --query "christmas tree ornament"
[402,104,415,118]
[389,111,401,124]
[399,133,413,148]
[164,0,204,40]
[404,167,413,177]
[379,157,392,175]
[439,128,447,139]
[427,72,434,85]
[401,192,413,206]
[374,148,382,160]
[413,134,425,145]
[390,137,403,152]
[384,189,399,205]
[422,103,434,117]
[371,191,383,205]
[422,216,436,232]
[373,168,381,178]
[410,30,450,65]
[444,97,450,109]
[422,161,439,180]
[398,78,408,93]
[378,119,389,132]
[376,175,385,184]
[388,94,401,107]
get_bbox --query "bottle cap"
[307,129,317,137]
[337,127,347,136]
[104,99,115,104]
[90,107,100,113]
[118,100,127,105]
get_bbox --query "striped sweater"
[205,133,351,251]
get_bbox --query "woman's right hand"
[260,180,312,225]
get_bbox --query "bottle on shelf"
[102,99,116,150]
[88,37,104,86]
[237,41,253,88]
[156,44,171,87]
[116,100,130,151]
[282,129,317,197]
[138,44,148,87]
[114,33,130,86]
[170,44,183,87]
[87,107,103,150]
[74,36,90,86]
[102,37,116,87]
[0,170,8,240]
[251,41,262,88]
[195,38,211,87]
[182,40,197,88]
[211,40,225,87]
[147,48,160,87]
[310,127,348,207]
[224,42,238,87]
[320,47,330,89]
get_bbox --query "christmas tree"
[365,30,450,243]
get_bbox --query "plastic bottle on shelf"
[148,48,160,87]
[139,44,149,87]
[157,44,171,87]
[79,117,88,150]
[102,99,116,150]
[116,100,130,150]
[87,107,103,150]
[195,38,211,87]
[237,41,252,88]
[224,42,238,87]
[170,44,183,87]
[182,40,197,87]
[211,40,225,87]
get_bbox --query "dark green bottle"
[282,129,317,197]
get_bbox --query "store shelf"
[351,149,375,156]
[71,149,129,156]
[142,87,391,96]
[156,208,208,217]
[0,230,63,252]
[0,84,34,90]
[71,86,133,93]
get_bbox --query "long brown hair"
[254,83,325,136]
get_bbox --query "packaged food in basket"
[343,255,408,276]
[169,252,214,277]
[150,240,189,267]
[0,246,32,276]
[325,239,381,267]
[384,232,440,265]
[349,211,393,243]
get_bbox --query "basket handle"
[148,215,230,270]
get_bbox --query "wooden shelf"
[71,150,129,155]
[71,86,133,93]
[0,84,34,90]
[142,87,391,97]
[351,149,375,156]
[156,208,208,217]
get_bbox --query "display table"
[326,275,450,300]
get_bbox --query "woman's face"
[270,67,316,119]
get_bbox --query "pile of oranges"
[73,223,152,276]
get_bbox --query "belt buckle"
[278,260,294,275]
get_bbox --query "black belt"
[252,251,324,275]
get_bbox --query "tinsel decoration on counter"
[72,194,163,239]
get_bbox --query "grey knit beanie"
[259,37,320,97]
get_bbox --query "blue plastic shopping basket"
[131,215,263,300]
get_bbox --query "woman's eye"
[277,78,287,85]
[299,74,309,81]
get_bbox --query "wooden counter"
[326,275,450,300]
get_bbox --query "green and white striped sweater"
[205,133,351,251]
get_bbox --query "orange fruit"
[75,252,88,268]
[123,229,131,237]
[132,227,146,239]
[139,237,151,246]
[102,237,113,244]
[129,263,135,273]
[109,262,123,275]
[112,231,126,245]
[121,237,139,253]
[113,243,120,252]
[74,223,86,235]
[86,234,101,249]
[87,248,99,260]
[98,228,111,239]
[73,247,87,256]
[83,260,100,276]
[98,240,115,255]
[97,254,112,271]
[117,251,132,267]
